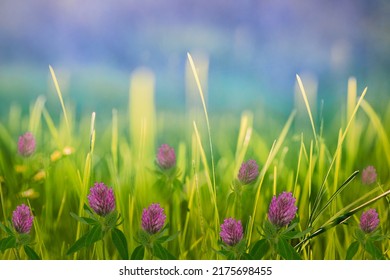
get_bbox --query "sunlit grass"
[0,57,389,260]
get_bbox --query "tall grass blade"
[187,53,216,194]
[49,65,70,133]
[296,74,318,147]
[360,99,390,167]
[234,112,253,175]
[312,170,359,224]
[298,188,390,247]
[128,68,156,162]
[309,87,368,227]
[193,122,220,240]
[247,110,296,244]
[111,109,118,171]
[28,96,46,135]
[42,108,61,147]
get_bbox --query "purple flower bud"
[268,191,297,228]
[156,144,176,170]
[360,209,379,234]
[18,132,36,157]
[361,166,377,185]
[141,203,166,234]
[237,159,259,185]
[87,182,116,217]
[12,204,34,234]
[220,218,243,246]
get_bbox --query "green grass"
[0,58,390,260]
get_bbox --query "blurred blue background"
[0,0,389,116]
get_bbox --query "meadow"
[0,54,389,260]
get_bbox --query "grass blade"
[311,170,359,224]
[248,110,296,244]
[298,188,390,248]
[187,53,216,195]
[360,99,390,167]
[309,87,368,227]
[296,74,318,147]
[49,65,70,133]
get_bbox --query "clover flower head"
[141,203,166,234]
[268,191,297,228]
[220,218,243,246]
[87,182,116,217]
[360,209,379,234]
[362,166,377,185]
[237,159,259,185]
[156,144,176,170]
[12,204,34,234]
[18,132,36,157]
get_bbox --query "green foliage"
[66,230,91,255]
[24,245,41,260]
[346,228,387,260]
[0,236,16,253]
[111,228,128,260]
[0,218,41,259]
[250,239,270,260]
[365,240,385,260]
[70,212,98,226]
[152,243,176,260]
[130,245,145,260]
[1,66,390,260]
[86,225,104,247]
[263,220,277,239]
[0,222,13,236]
[276,238,301,260]
[346,241,359,260]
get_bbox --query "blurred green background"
[1,0,390,117]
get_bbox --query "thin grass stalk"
[247,110,296,245]
[27,199,45,258]
[187,53,216,197]
[292,133,305,197]
[193,121,219,242]
[28,96,46,135]
[296,74,318,148]
[298,187,390,249]
[309,87,368,227]
[360,100,390,167]
[42,108,61,148]
[0,182,6,223]
[49,65,70,134]
[234,112,253,174]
